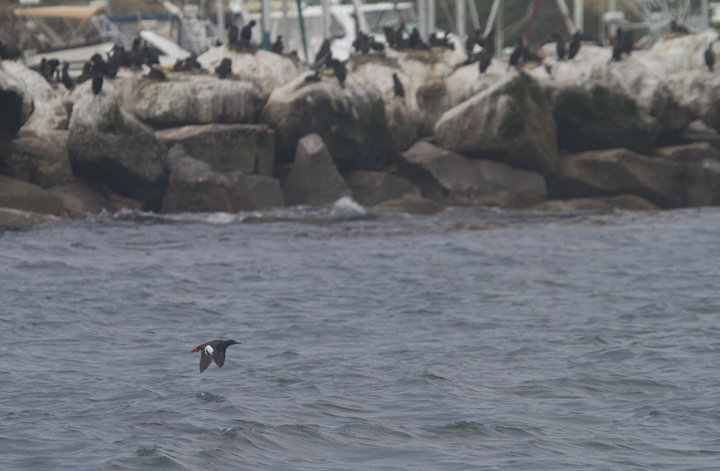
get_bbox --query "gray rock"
[161,145,284,213]
[653,142,720,163]
[132,74,264,128]
[434,72,559,177]
[161,145,235,213]
[344,170,421,207]
[374,194,444,214]
[68,93,168,211]
[283,133,352,206]
[399,141,547,208]
[0,176,66,216]
[155,123,275,176]
[2,134,73,188]
[47,178,115,218]
[261,72,393,171]
[530,194,657,212]
[0,207,57,228]
[685,158,720,207]
[546,81,660,155]
[549,148,685,208]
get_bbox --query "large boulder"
[548,148,685,208]
[444,59,507,109]
[343,170,420,207]
[2,133,73,188]
[47,178,116,218]
[399,141,547,208]
[197,46,302,98]
[538,43,690,138]
[131,73,264,128]
[0,175,66,216]
[0,61,67,137]
[161,145,283,213]
[349,47,467,137]
[155,124,275,176]
[545,80,660,154]
[434,72,559,177]
[68,93,168,211]
[282,133,352,206]
[261,71,393,171]
[685,158,720,207]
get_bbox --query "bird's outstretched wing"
[199,351,213,372]
[214,350,226,368]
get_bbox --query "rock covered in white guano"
[155,123,275,176]
[261,71,393,171]
[349,47,466,137]
[434,72,559,177]
[347,55,417,153]
[132,73,264,128]
[283,133,352,206]
[343,170,420,207]
[67,92,168,210]
[444,59,507,109]
[548,148,685,208]
[538,43,690,141]
[3,133,74,188]
[649,30,719,73]
[399,141,547,208]
[197,45,301,97]
[0,61,68,136]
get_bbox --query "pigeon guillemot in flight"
[192,339,239,372]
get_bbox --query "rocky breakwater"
[6,31,720,226]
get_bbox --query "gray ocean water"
[3,200,720,470]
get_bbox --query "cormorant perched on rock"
[38,58,49,80]
[47,59,60,81]
[478,28,495,56]
[215,58,232,79]
[706,43,715,71]
[409,28,429,50]
[478,49,492,73]
[272,35,284,54]
[76,61,93,85]
[91,53,115,77]
[384,27,396,48]
[107,43,125,71]
[610,29,634,63]
[240,20,256,43]
[353,31,371,54]
[327,58,346,87]
[508,39,525,70]
[92,72,103,95]
[567,31,581,59]
[466,29,479,56]
[393,73,404,98]
[191,340,239,373]
[370,39,385,51]
[670,19,691,35]
[131,37,144,68]
[314,38,332,66]
[144,65,166,80]
[227,24,239,45]
[61,62,73,90]
[142,42,159,66]
[552,32,567,60]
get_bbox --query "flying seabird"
[191,340,239,373]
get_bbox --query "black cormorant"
[393,73,404,98]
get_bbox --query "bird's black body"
[567,31,581,59]
[61,62,74,90]
[552,32,567,60]
[327,58,346,87]
[706,44,715,71]
[91,72,103,95]
[478,49,492,73]
[670,20,691,35]
[314,38,333,66]
[145,66,166,80]
[508,39,525,70]
[192,339,239,372]
[272,35,284,54]
[240,20,256,43]
[228,24,239,45]
[215,58,232,79]
[393,73,404,98]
